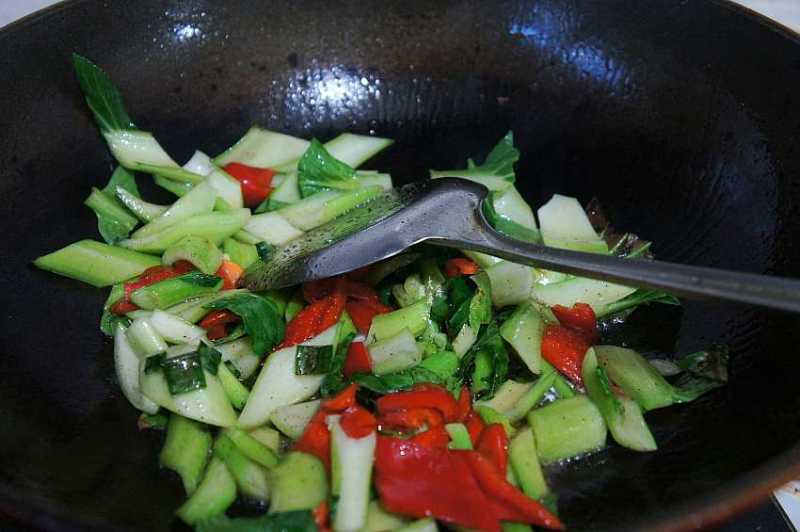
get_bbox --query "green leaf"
[255,242,274,261]
[596,289,680,318]
[161,353,207,395]
[103,166,140,198]
[206,293,285,355]
[671,344,729,403]
[295,345,334,375]
[354,351,461,394]
[181,272,226,288]
[72,54,136,133]
[468,272,493,331]
[198,343,223,375]
[320,313,357,396]
[482,193,541,243]
[460,322,509,400]
[297,138,359,197]
[195,510,317,532]
[254,198,290,214]
[431,131,519,186]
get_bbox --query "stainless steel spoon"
[244,177,800,313]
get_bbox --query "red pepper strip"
[346,299,392,335]
[410,425,451,449]
[339,405,377,439]
[551,302,598,340]
[109,299,139,315]
[304,277,382,304]
[378,408,444,433]
[222,162,275,208]
[199,310,241,340]
[294,384,365,470]
[312,501,331,532]
[477,423,510,475]
[462,452,564,530]
[444,258,480,278]
[343,341,372,378]
[376,383,461,423]
[321,383,359,411]
[456,386,472,422]
[278,291,346,349]
[343,280,382,302]
[110,262,194,315]
[374,437,507,532]
[541,324,593,385]
[215,260,244,290]
[302,277,339,303]
[294,411,331,470]
[464,411,486,447]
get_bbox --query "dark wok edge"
[0,0,799,531]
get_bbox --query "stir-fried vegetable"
[29,54,730,531]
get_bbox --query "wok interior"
[1,0,800,530]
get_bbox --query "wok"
[1,0,799,530]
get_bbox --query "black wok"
[1,0,800,530]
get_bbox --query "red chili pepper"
[464,411,486,447]
[541,324,593,384]
[346,264,372,281]
[215,260,244,290]
[109,299,140,315]
[410,425,452,449]
[339,405,377,439]
[376,384,460,423]
[342,342,372,378]
[346,299,392,335]
[302,277,339,303]
[110,262,195,315]
[321,383,359,412]
[457,386,472,421]
[378,408,444,434]
[222,162,275,208]
[462,452,564,530]
[477,423,509,475]
[294,411,331,470]
[445,258,480,278]
[312,501,331,532]
[279,291,346,349]
[551,302,598,340]
[375,435,563,531]
[295,384,362,470]
[198,310,241,340]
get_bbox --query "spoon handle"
[433,225,800,313]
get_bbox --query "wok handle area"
[432,223,800,314]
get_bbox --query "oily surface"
[1,0,800,530]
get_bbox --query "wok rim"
[0,0,798,530]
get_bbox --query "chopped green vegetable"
[195,511,317,532]
[294,345,334,375]
[297,138,360,197]
[72,53,136,132]
[430,131,519,190]
[159,414,212,495]
[206,293,285,355]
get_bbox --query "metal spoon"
[244,178,800,313]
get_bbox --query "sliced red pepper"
[312,501,331,532]
[464,411,486,447]
[222,162,275,208]
[342,341,372,378]
[198,310,241,340]
[378,408,444,434]
[541,324,593,385]
[279,291,346,349]
[215,260,244,290]
[109,299,140,315]
[339,405,377,439]
[375,436,502,531]
[321,383,359,412]
[346,299,392,335]
[346,264,372,281]
[410,425,452,449]
[302,277,340,303]
[462,452,564,530]
[111,262,195,315]
[457,386,472,421]
[376,384,461,424]
[551,302,598,340]
[477,423,509,475]
[293,411,331,470]
[294,383,367,470]
[445,258,480,278]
